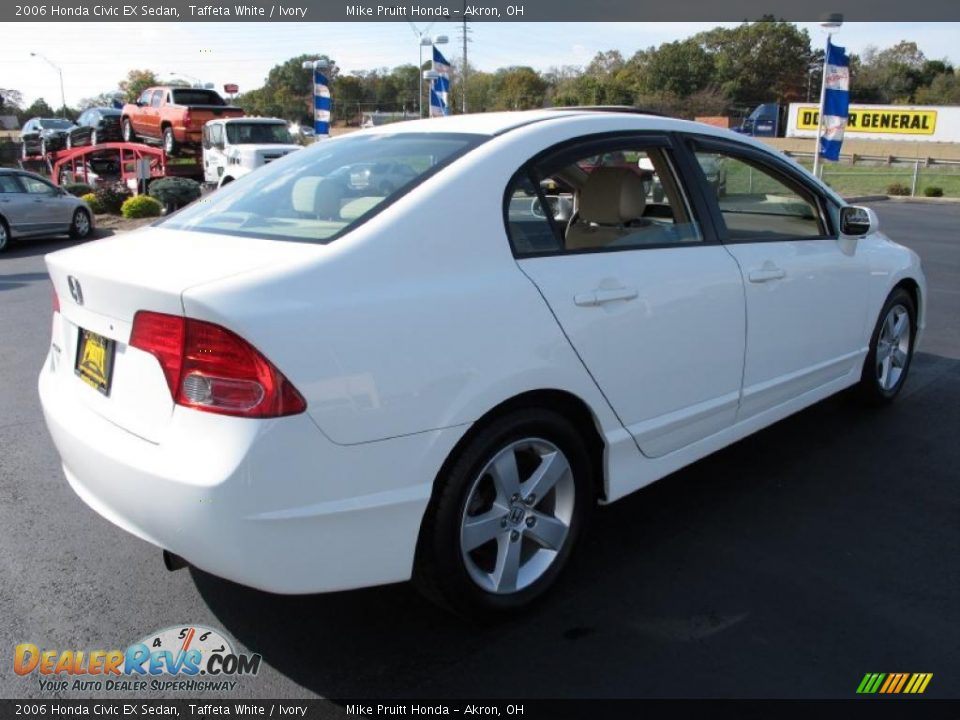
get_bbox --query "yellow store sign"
[796,106,938,135]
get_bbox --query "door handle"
[574,286,639,307]
[748,266,786,283]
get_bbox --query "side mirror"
[840,205,879,237]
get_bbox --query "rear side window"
[161,132,486,244]
[506,139,701,256]
[0,176,22,193]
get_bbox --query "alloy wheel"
[460,438,575,595]
[73,210,90,238]
[876,303,911,391]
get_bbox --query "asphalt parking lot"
[1,201,958,701]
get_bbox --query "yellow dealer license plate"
[75,328,115,396]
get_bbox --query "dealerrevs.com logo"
[15,625,261,693]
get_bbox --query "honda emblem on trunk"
[67,276,83,306]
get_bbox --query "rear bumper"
[38,352,455,594]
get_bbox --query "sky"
[3,21,959,109]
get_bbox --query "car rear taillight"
[52,288,60,314]
[183,109,192,128]
[129,311,306,418]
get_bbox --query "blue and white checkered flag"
[430,46,451,117]
[819,40,849,162]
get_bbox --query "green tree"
[238,55,338,124]
[642,39,716,97]
[491,67,547,110]
[0,88,24,115]
[19,97,55,122]
[915,70,960,104]
[118,69,160,102]
[694,20,814,104]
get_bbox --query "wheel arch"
[429,388,608,508]
[892,277,921,328]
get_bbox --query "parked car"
[0,168,93,251]
[121,87,244,155]
[39,110,925,617]
[66,107,122,149]
[20,117,76,157]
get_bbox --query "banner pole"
[813,32,831,179]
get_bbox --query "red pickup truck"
[121,87,244,155]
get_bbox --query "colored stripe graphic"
[857,673,932,694]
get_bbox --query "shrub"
[886,182,911,196]
[93,183,133,214]
[121,195,163,219]
[81,193,103,214]
[63,183,94,197]
[148,177,202,212]
[923,186,944,198]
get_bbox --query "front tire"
[414,408,593,618]
[122,118,136,143]
[69,208,92,240]
[859,288,916,403]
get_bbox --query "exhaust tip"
[162,549,188,572]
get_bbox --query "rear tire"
[69,208,92,240]
[858,288,916,404]
[163,127,178,156]
[414,408,593,619]
[0,217,9,252]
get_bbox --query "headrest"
[578,166,647,225]
[292,176,343,220]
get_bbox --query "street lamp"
[168,71,208,88]
[409,23,449,117]
[813,13,844,178]
[30,52,66,118]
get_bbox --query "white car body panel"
[38,110,927,593]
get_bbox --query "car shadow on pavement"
[193,352,960,699]
[1,231,112,261]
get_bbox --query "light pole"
[30,52,66,117]
[168,71,208,88]
[423,70,440,116]
[409,23,448,117]
[813,13,843,179]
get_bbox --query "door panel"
[689,144,870,419]
[507,140,746,458]
[521,248,746,457]
[0,176,31,234]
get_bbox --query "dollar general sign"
[797,106,937,135]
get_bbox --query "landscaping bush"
[93,183,133,214]
[80,193,103,214]
[923,186,944,198]
[120,195,163,219]
[886,182,911,196]
[148,177,202,213]
[64,183,94,197]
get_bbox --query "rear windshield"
[171,89,226,106]
[161,132,485,243]
[41,119,73,129]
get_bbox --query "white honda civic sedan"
[39,109,925,616]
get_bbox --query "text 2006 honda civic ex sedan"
[40,109,926,616]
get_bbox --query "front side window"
[506,140,701,256]
[138,90,152,105]
[692,147,827,241]
[161,132,485,244]
[150,91,163,108]
[20,175,56,194]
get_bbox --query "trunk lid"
[46,227,318,442]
